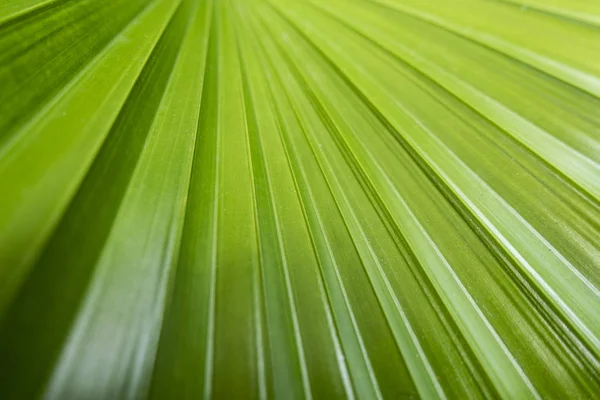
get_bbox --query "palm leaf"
[0,0,598,398]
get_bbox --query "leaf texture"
[0,0,599,398]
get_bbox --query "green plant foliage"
[0,0,599,398]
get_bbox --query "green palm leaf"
[0,0,598,398]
